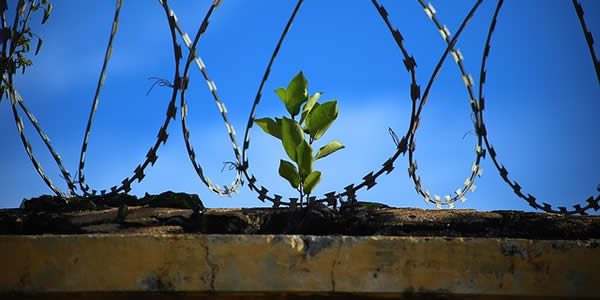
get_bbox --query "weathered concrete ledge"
[2,193,599,298]
[1,234,599,299]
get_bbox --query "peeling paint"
[500,241,529,260]
[287,236,305,254]
[582,240,599,248]
[300,236,335,257]
[138,274,174,292]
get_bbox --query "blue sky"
[0,0,598,212]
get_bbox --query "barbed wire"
[76,0,183,197]
[406,0,485,208]
[572,0,600,83]
[1,0,597,214]
[474,0,600,215]
[7,88,76,197]
[1,0,75,198]
[237,0,419,208]
[174,0,244,197]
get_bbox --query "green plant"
[1,0,52,91]
[255,72,344,206]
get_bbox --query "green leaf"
[281,117,305,162]
[278,160,300,188]
[304,92,322,113]
[305,100,339,140]
[284,71,308,118]
[35,37,42,55]
[300,92,322,124]
[315,141,345,160]
[274,87,286,102]
[254,117,282,140]
[42,4,52,24]
[303,171,321,195]
[295,139,313,178]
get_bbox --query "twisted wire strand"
[406,0,485,208]
[77,0,183,196]
[475,0,599,215]
[572,0,600,83]
[174,0,244,197]
[7,89,67,197]
[7,88,77,196]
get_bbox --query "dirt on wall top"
[1,191,599,239]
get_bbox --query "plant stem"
[298,183,304,207]
[303,133,312,206]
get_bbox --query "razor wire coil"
[1,0,598,215]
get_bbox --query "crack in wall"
[201,236,218,291]
[330,238,343,293]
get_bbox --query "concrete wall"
[1,234,599,299]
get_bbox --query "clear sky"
[0,0,598,212]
